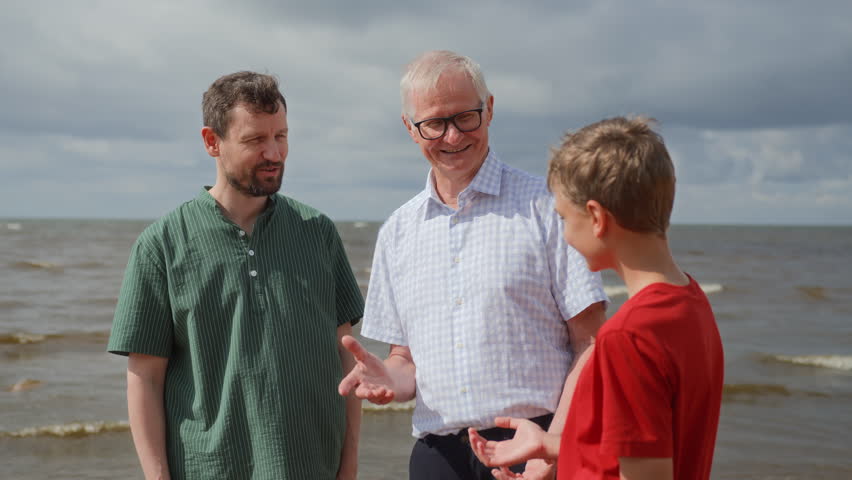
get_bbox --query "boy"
[468,116,724,480]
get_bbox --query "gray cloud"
[0,1,850,224]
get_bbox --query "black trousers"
[408,413,553,480]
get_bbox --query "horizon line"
[1,216,850,228]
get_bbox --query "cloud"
[0,1,850,224]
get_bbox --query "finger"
[467,429,488,461]
[340,335,371,363]
[491,467,520,480]
[338,366,362,395]
[356,384,395,404]
[468,429,495,461]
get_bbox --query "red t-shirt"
[557,276,724,479]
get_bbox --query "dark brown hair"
[202,71,287,138]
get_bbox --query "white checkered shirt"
[360,151,608,437]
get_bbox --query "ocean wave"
[0,421,130,439]
[723,383,791,397]
[0,332,49,344]
[10,260,64,272]
[768,354,852,371]
[362,400,415,412]
[722,383,830,400]
[796,285,828,300]
[6,378,43,392]
[603,283,723,298]
[0,331,110,345]
[5,223,22,231]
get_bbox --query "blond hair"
[547,116,675,234]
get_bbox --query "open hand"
[337,335,396,404]
[468,417,547,467]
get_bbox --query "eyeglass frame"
[410,105,485,140]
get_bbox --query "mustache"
[255,161,284,169]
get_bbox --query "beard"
[225,161,284,197]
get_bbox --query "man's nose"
[443,122,464,144]
[262,139,283,159]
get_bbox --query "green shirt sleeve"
[107,234,174,357]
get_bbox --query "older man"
[108,71,364,480]
[339,51,608,479]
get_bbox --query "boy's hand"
[468,417,547,467]
[514,459,555,479]
[483,460,554,480]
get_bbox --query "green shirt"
[108,189,364,479]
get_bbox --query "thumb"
[494,417,521,430]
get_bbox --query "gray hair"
[400,50,491,120]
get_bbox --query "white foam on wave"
[362,400,415,412]
[1,421,130,438]
[604,283,723,298]
[772,355,852,371]
[603,285,630,297]
[6,223,22,231]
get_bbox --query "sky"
[1,1,850,225]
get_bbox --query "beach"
[2,219,851,479]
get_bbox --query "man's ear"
[586,200,609,238]
[483,94,494,127]
[201,127,221,157]
[402,114,418,142]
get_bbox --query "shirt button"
[456,343,463,349]
[455,298,463,305]
[452,217,459,224]
[460,387,468,394]
[249,270,258,277]
[453,256,460,264]
[239,230,246,237]
[248,250,255,256]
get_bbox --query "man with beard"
[108,71,364,480]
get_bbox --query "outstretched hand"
[468,417,548,467]
[337,335,396,404]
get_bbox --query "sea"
[1,219,851,479]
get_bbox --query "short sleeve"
[107,236,173,358]
[597,330,674,458]
[326,221,365,327]
[539,194,608,319]
[359,225,406,346]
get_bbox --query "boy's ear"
[586,200,609,238]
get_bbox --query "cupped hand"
[337,335,396,404]
[468,417,547,467]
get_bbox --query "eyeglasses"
[412,107,484,140]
